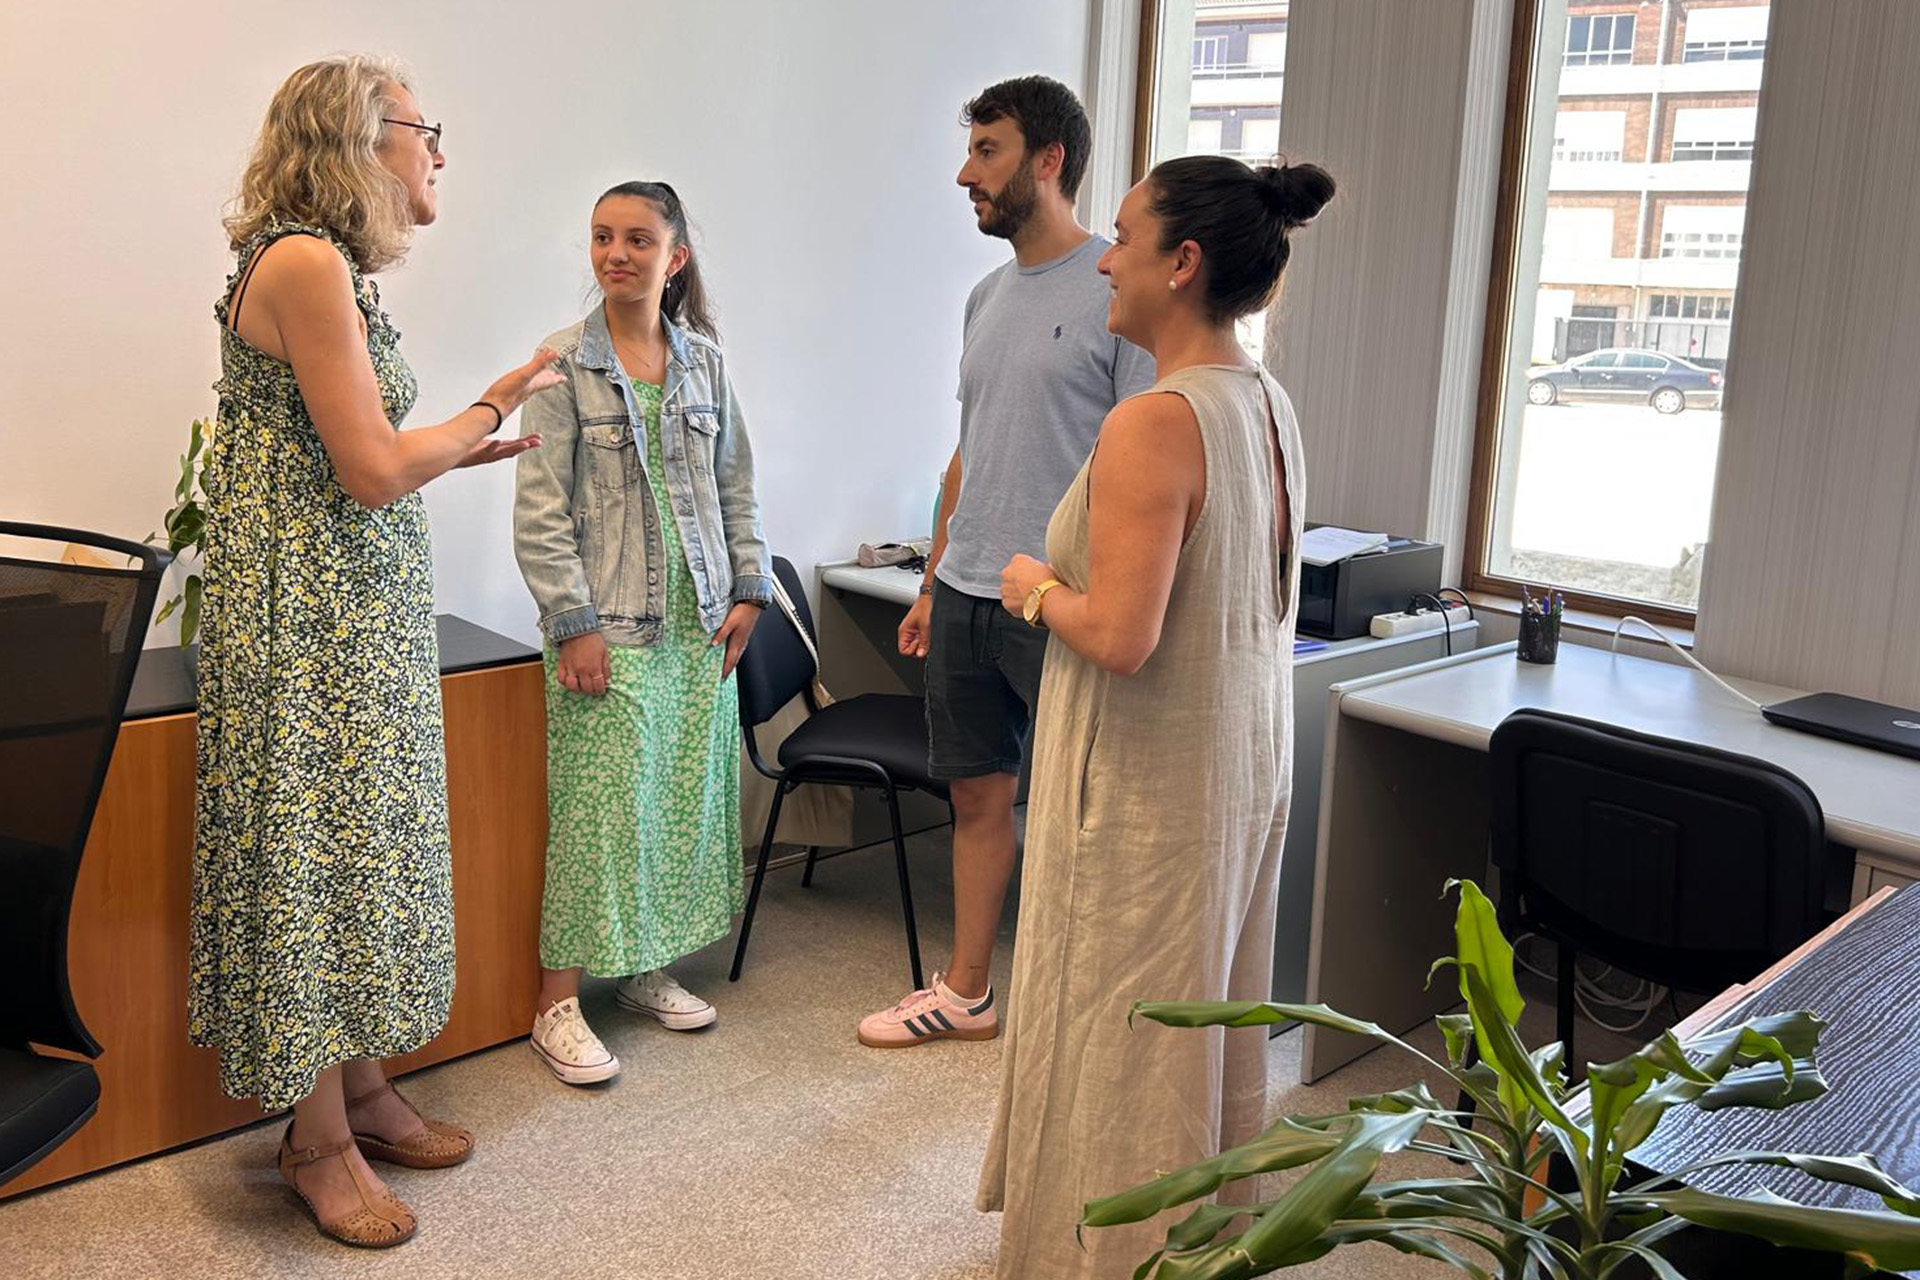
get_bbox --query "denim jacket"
[513,307,772,646]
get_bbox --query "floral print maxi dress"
[189,222,454,1110]
[536,378,744,977]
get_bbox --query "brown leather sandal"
[346,1080,477,1170]
[277,1123,417,1248]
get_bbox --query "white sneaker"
[530,997,620,1085]
[615,970,718,1031]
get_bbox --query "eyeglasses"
[381,118,443,155]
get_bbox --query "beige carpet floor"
[0,826,1643,1280]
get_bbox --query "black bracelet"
[470,400,505,434]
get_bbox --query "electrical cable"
[1513,932,1670,1037]
[1409,592,1454,657]
[1611,616,1765,711]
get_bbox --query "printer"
[1295,527,1443,640]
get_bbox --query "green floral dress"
[538,378,745,976]
[189,222,454,1110]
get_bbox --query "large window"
[1682,5,1769,62]
[1564,13,1634,66]
[1670,106,1757,162]
[1553,109,1626,162]
[1658,204,1746,260]
[1136,0,1292,360]
[1468,0,1773,617]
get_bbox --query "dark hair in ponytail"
[595,180,721,344]
[1146,156,1336,323]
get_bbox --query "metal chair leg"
[800,845,822,887]
[885,785,925,991]
[730,783,788,982]
[1557,940,1579,1079]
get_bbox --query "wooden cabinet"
[3,626,546,1198]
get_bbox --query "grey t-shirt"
[937,235,1157,599]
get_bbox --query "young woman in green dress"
[195,55,561,1247]
[513,182,773,1086]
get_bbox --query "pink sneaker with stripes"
[857,973,999,1048]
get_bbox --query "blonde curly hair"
[223,55,419,274]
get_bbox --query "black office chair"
[0,523,166,1189]
[730,557,948,990]
[1489,707,1847,1071]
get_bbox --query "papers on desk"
[1299,526,1390,567]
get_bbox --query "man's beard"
[975,163,1038,240]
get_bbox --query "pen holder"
[1517,608,1561,665]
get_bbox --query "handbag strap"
[769,577,833,705]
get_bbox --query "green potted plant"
[1085,881,1920,1279]
[146,417,211,648]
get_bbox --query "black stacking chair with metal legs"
[1489,707,1848,1073]
[0,523,166,1189]
[729,557,948,990]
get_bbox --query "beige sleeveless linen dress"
[977,362,1307,1279]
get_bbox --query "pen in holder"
[1517,587,1562,665]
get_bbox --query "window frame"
[1463,0,1700,626]
[1131,0,1166,184]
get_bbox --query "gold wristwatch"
[1023,579,1064,627]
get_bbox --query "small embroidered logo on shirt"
[1053,324,1063,340]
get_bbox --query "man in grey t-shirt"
[857,76,1155,1050]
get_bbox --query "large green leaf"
[1083,1116,1345,1229]
[1635,1150,1920,1218]
[179,574,203,650]
[1681,1011,1824,1062]
[1439,1013,1476,1069]
[167,501,204,556]
[1444,880,1525,1025]
[1594,1216,1693,1279]
[1349,1185,1577,1265]
[1312,1221,1499,1279]
[1585,1239,1690,1280]
[1148,1112,1430,1280]
[1366,1178,1510,1216]
[1588,1031,1721,1191]
[1132,1000,1465,1091]
[1642,1187,1920,1271]
[1611,1017,1816,1159]
[1692,1060,1827,1112]
[1348,1083,1446,1116]
[1452,960,1588,1158]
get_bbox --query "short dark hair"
[1148,157,1336,323]
[961,76,1093,201]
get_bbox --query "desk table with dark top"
[1635,883,1920,1202]
[1,615,547,1198]
[1625,884,1920,1276]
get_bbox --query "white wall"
[0,0,1093,646]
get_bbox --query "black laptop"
[1762,692,1920,761]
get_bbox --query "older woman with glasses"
[191,54,560,1247]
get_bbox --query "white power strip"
[1370,604,1472,639]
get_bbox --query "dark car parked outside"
[1527,348,1724,414]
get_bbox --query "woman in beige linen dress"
[981,155,1336,1279]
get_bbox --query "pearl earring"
[1167,279,1178,291]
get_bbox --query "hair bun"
[1258,161,1336,230]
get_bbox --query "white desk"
[820,562,922,608]
[1302,640,1920,1082]
[814,558,1479,1008]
